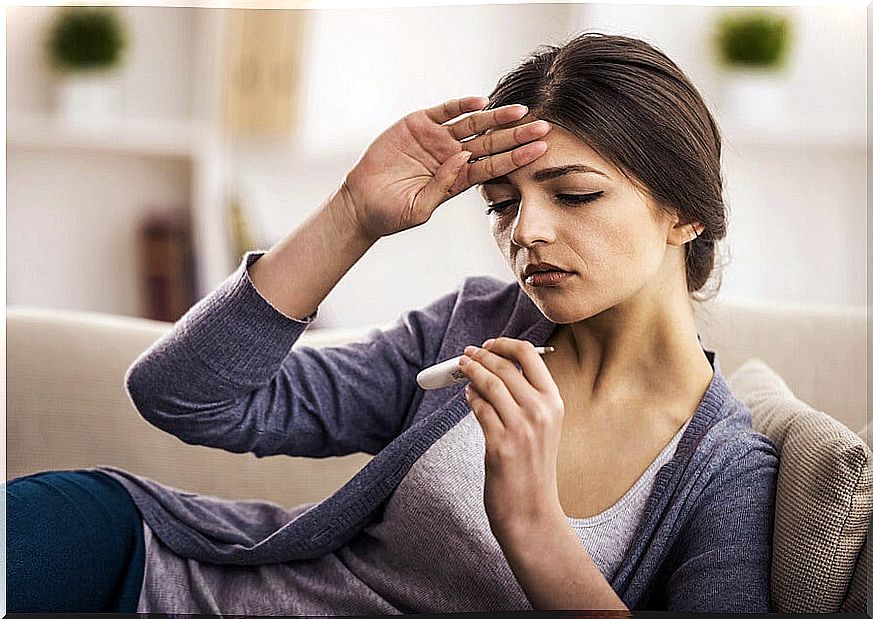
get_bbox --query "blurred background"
[6,2,866,329]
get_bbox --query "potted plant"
[712,9,793,125]
[44,6,129,123]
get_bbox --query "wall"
[7,5,198,119]
[6,6,209,317]
[6,151,191,316]
[568,4,866,307]
[235,3,866,329]
[231,3,579,328]
[6,3,866,327]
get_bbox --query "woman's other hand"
[458,337,566,538]
[339,96,551,242]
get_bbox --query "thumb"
[414,150,473,216]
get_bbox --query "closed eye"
[484,192,604,215]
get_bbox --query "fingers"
[416,97,550,203]
[461,346,532,416]
[423,96,490,124]
[412,150,473,215]
[461,119,551,161]
[481,338,558,395]
[465,383,506,440]
[444,104,530,140]
[459,353,522,428]
[464,142,548,187]
[461,342,546,412]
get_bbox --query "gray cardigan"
[92,249,779,612]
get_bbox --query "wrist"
[493,502,565,547]
[329,180,378,246]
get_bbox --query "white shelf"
[6,112,215,159]
[7,110,233,299]
[718,115,866,150]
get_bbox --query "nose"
[510,199,556,248]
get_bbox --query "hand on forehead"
[482,112,541,135]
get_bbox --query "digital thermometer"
[416,346,555,390]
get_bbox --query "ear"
[666,217,703,248]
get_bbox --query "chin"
[527,296,595,325]
[523,284,615,324]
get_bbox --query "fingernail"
[515,104,529,113]
[483,339,495,348]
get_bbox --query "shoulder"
[667,373,780,517]
[710,395,779,467]
[447,274,523,320]
[402,274,517,320]
[397,274,523,345]
[421,274,518,312]
[666,397,779,567]
[690,395,780,504]
[457,274,519,300]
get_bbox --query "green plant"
[713,10,792,70]
[45,7,128,73]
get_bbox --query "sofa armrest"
[6,305,375,508]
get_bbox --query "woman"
[7,32,778,613]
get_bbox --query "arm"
[456,337,628,611]
[499,515,630,611]
[245,183,374,322]
[663,438,779,612]
[125,95,550,459]
[125,190,458,458]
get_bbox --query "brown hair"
[484,32,727,300]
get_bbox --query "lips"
[526,270,573,287]
[522,261,571,279]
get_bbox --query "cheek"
[490,219,512,250]
[488,205,664,277]
[604,225,645,260]
[575,216,661,277]
[571,216,626,259]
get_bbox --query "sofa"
[6,298,870,613]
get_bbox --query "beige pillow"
[729,358,871,613]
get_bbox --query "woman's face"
[478,119,682,324]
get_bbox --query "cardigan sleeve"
[125,250,458,458]
[662,435,779,612]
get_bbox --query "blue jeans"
[4,469,146,612]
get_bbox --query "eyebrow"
[481,163,609,186]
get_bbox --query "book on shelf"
[227,194,260,266]
[137,208,198,322]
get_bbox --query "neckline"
[509,291,734,592]
[563,415,692,526]
[510,291,723,401]
[514,302,729,459]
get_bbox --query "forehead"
[480,114,616,187]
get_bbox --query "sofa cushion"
[729,358,871,613]
[840,538,868,613]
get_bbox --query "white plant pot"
[720,68,788,127]
[55,70,123,124]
